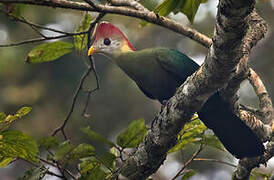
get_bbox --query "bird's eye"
[103,38,111,46]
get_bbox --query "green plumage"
[112,48,264,158]
[114,48,199,102]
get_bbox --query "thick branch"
[222,10,268,107]
[0,0,271,179]
[118,0,258,179]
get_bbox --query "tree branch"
[248,68,274,125]
[171,143,204,180]
[0,0,272,179]
[116,0,264,179]
[0,32,87,47]
[0,0,211,48]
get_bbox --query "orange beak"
[88,46,97,56]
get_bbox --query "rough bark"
[0,0,272,179]
[118,0,266,179]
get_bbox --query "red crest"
[94,22,135,51]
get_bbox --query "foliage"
[0,0,271,179]
[0,107,32,131]
[181,169,197,180]
[74,12,93,51]
[26,41,74,63]
[2,3,25,17]
[116,118,147,148]
[155,0,207,23]
[0,107,37,168]
[18,166,47,180]
[81,126,116,147]
[169,118,224,153]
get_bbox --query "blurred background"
[0,0,273,179]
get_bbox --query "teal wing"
[154,49,200,83]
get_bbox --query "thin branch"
[87,13,106,47]
[0,0,271,179]
[248,68,274,125]
[0,9,72,35]
[82,0,100,11]
[83,12,105,117]
[239,104,263,117]
[51,12,103,137]
[171,144,204,180]
[51,63,93,139]
[39,157,77,180]
[193,158,237,168]
[0,31,87,47]
[17,158,65,179]
[82,56,100,117]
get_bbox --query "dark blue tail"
[198,92,265,158]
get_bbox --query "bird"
[88,22,265,159]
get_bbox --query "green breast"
[113,48,198,102]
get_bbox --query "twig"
[17,158,65,179]
[0,9,72,35]
[87,13,106,47]
[0,32,87,47]
[171,143,204,180]
[82,0,100,11]
[51,12,104,136]
[82,12,105,116]
[82,56,100,117]
[193,158,237,168]
[39,157,77,180]
[51,64,93,139]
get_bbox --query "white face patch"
[97,37,121,53]
[95,36,133,57]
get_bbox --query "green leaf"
[18,166,47,180]
[249,174,255,180]
[79,158,106,180]
[203,134,225,151]
[0,107,32,131]
[139,0,158,10]
[74,12,93,51]
[26,41,73,64]
[68,143,95,162]
[4,4,25,18]
[180,0,207,23]
[0,157,14,168]
[155,0,179,16]
[251,170,270,179]
[0,130,38,165]
[54,140,74,161]
[98,152,116,168]
[37,136,60,150]
[16,107,32,118]
[79,157,98,175]
[181,169,196,180]
[154,0,207,23]
[81,126,115,147]
[116,118,147,148]
[0,113,6,121]
[169,119,206,153]
[11,4,25,18]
